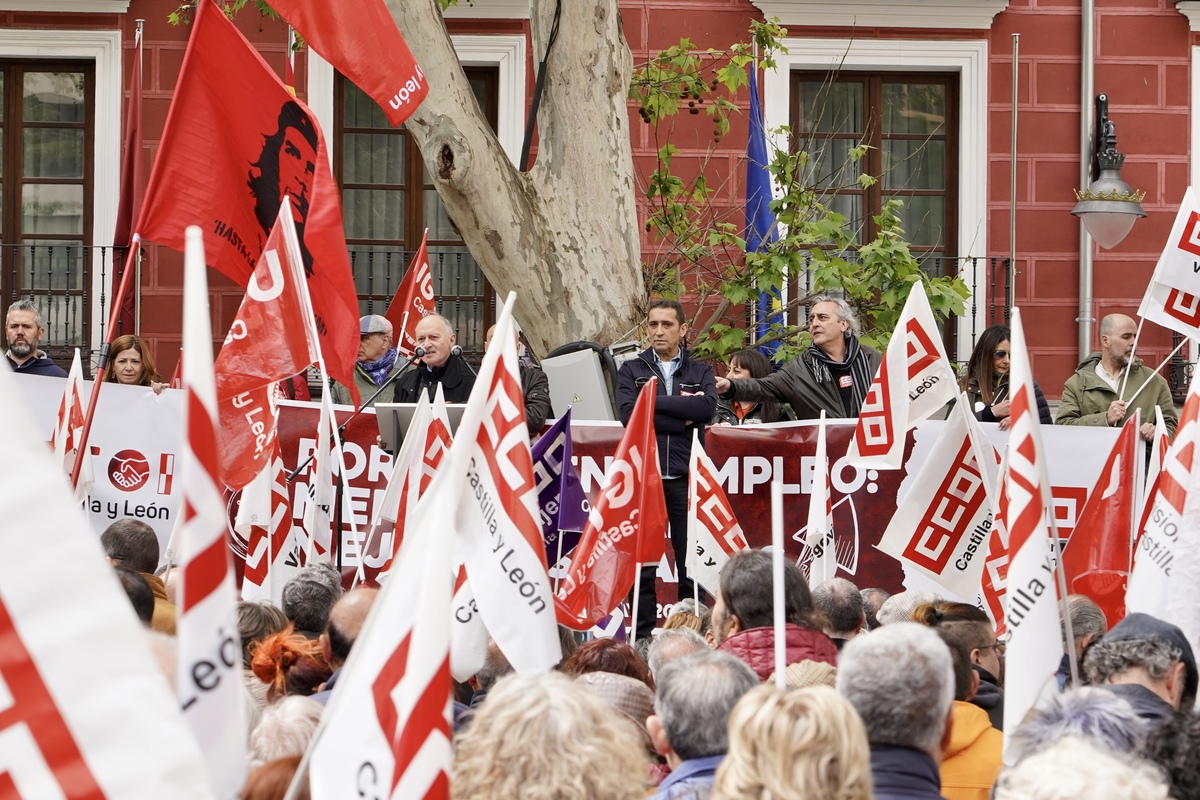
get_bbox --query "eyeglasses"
[978,641,1006,656]
[993,350,1009,358]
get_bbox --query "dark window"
[334,66,499,361]
[0,62,94,351]
[790,71,958,272]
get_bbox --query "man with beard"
[1056,312,1178,441]
[714,296,880,420]
[5,300,66,377]
[249,101,317,276]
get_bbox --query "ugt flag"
[214,200,319,490]
[385,229,437,357]
[137,0,360,404]
[847,281,958,469]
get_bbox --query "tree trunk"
[386,0,644,356]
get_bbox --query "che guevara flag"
[265,0,429,126]
[137,0,360,405]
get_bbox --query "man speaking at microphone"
[393,313,476,403]
[329,314,402,409]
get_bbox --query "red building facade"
[2,0,1196,398]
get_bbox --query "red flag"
[556,379,668,630]
[266,0,429,126]
[1060,414,1140,626]
[384,230,436,356]
[136,0,360,405]
[214,204,318,489]
[113,22,144,334]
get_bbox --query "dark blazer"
[393,354,476,403]
[615,347,717,477]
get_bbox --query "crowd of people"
[100,516,1200,799]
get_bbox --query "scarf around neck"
[802,334,874,417]
[361,348,398,386]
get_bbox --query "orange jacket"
[940,700,1002,800]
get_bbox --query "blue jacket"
[870,744,948,800]
[6,352,67,377]
[653,755,722,800]
[616,348,717,478]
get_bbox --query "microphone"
[451,344,477,377]
[414,346,427,358]
[450,345,463,357]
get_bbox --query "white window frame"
[0,28,121,352]
[763,37,989,361]
[306,33,527,166]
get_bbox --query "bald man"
[1056,313,1178,441]
[313,587,378,706]
[392,314,476,403]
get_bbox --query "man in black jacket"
[393,313,476,403]
[616,299,717,641]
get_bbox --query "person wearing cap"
[1083,612,1197,727]
[328,315,400,408]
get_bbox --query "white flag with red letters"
[878,398,998,600]
[799,411,837,585]
[686,429,748,596]
[1000,308,1065,762]
[237,442,300,605]
[1138,188,1200,340]
[51,347,93,503]
[1127,364,1200,624]
[307,449,453,799]
[847,281,958,469]
[176,226,247,795]
[0,309,215,798]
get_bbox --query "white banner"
[0,333,215,798]
[686,429,749,596]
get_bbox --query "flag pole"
[71,239,140,490]
[1118,317,1146,399]
[1123,338,1188,407]
[771,478,786,690]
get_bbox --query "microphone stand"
[287,349,425,482]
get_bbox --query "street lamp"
[1072,93,1146,249]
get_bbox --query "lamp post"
[1071,93,1146,249]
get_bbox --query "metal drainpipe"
[1078,0,1096,361]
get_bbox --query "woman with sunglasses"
[961,324,1052,429]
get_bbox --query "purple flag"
[531,409,590,568]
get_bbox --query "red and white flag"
[51,347,94,503]
[1061,413,1141,627]
[979,451,1010,635]
[435,294,561,672]
[307,459,453,800]
[847,281,958,468]
[1138,188,1200,340]
[0,322,215,798]
[1127,365,1200,622]
[878,399,999,600]
[1000,308,1065,761]
[385,230,437,357]
[799,412,837,585]
[137,0,361,405]
[686,429,748,596]
[177,226,247,794]
[449,568,490,684]
[556,378,667,630]
[1135,406,1171,540]
[237,442,300,605]
[214,200,319,489]
[266,0,429,126]
[302,391,336,564]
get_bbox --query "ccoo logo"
[108,449,151,492]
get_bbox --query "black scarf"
[801,335,875,417]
